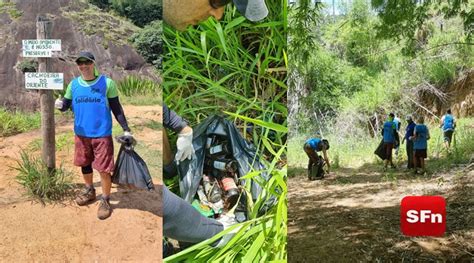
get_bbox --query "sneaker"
[75,187,96,206]
[97,198,112,220]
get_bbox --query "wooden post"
[36,15,56,171]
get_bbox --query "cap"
[233,0,268,22]
[75,51,95,63]
[405,115,413,121]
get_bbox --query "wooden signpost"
[31,16,58,171]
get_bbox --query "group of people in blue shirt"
[304,109,456,177]
[381,109,456,174]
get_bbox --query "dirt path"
[288,164,474,262]
[0,105,163,262]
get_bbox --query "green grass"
[144,120,162,130]
[28,132,74,152]
[61,2,139,46]
[0,108,41,137]
[162,0,287,261]
[117,76,162,106]
[14,150,75,203]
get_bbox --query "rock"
[0,0,160,111]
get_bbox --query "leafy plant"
[117,75,160,96]
[130,20,163,67]
[0,108,41,137]
[15,150,75,203]
[110,0,162,27]
[17,59,38,73]
[162,0,287,261]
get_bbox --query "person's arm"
[426,127,430,140]
[411,127,417,140]
[322,148,330,170]
[163,103,188,133]
[108,97,130,132]
[440,116,444,128]
[56,83,73,112]
[106,79,130,132]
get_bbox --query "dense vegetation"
[289,0,473,136]
[162,1,287,261]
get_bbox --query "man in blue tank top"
[381,113,398,170]
[55,51,132,220]
[440,109,456,151]
[303,137,330,179]
[411,116,430,174]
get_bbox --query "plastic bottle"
[209,182,223,203]
[207,159,238,173]
[207,142,230,157]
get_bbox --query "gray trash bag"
[176,115,272,212]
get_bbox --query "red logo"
[400,196,446,236]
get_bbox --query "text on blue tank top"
[306,138,321,150]
[443,114,454,131]
[383,121,395,143]
[71,75,112,137]
[414,125,428,149]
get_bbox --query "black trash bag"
[374,139,387,161]
[308,158,324,180]
[176,115,274,213]
[111,136,154,191]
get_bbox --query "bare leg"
[100,172,112,197]
[413,155,418,173]
[83,172,93,187]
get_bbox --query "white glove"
[54,96,63,109]
[214,214,241,248]
[175,129,194,163]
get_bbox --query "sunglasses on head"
[210,0,231,9]
[76,60,93,66]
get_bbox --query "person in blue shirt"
[440,109,456,151]
[411,116,430,174]
[381,113,399,170]
[303,137,330,178]
[55,51,131,220]
[401,115,416,169]
[393,115,402,156]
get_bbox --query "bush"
[15,150,75,203]
[130,20,162,68]
[117,76,159,96]
[17,59,38,73]
[110,0,162,27]
[89,0,110,10]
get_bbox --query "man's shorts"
[444,130,454,143]
[414,149,427,158]
[74,135,114,173]
[383,142,394,159]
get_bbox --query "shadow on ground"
[288,164,474,262]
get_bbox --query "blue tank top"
[71,75,112,137]
[383,121,396,143]
[306,138,322,151]
[414,124,428,150]
[443,114,454,131]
